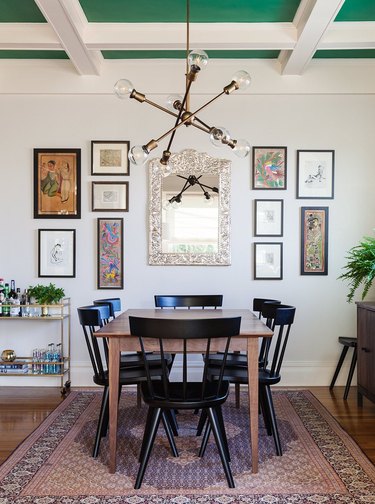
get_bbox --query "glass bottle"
[2,283,10,317]
[0,278,4,317]
[9,280,19,317]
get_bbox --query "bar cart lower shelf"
[0,298,71,395]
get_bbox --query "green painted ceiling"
[0,0,374,61]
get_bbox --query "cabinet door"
[357,306,375,401]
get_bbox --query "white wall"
[0,58,374,386]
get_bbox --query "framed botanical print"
[254,242,283,280]
[38,229,76,277]
[34,148,81,219]
[91,141,130,176]
[92,182,129,212]
[297,150,335,199]
[97,218,124,289]
[252,146,287,190]
[254,199,284,237]
[301,207,329,275]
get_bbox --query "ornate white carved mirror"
[149,150,231,265]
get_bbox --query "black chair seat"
[141,380,229,410]
[338,336,357,347]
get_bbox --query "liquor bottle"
[9,282,20,317]
[21,289,30,317]
[2,283,10,317]
[0,278,4,317]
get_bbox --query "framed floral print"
[34,148,81,219]
[97,218,124,289]
[252,146,287,190]
[301,207,329,275]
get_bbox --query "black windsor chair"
[77,305,173,458]
[205,303,296,456]
[129,315,241,490]
[154,294,223,309]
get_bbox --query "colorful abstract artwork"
[301,207,328,275]
[252,146,287,189]
[97,218,123,289]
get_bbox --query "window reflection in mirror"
[162,174,219,254]
[149,149,231,265]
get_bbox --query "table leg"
[108,338,120,473]
[247,337,259,473]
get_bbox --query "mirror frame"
[149,149,231,265]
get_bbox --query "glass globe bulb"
[204,193,214,206]
[128,145,149,165]
[162,163,173,177]
[232,70,251,90]
[114,79,134,98]
[233,139,251,158]
[188,49,208,70]
[209,127,231,148]
[171,199,181,209]
[166,94,183,111]
[162,199,171,210]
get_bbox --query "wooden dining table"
[95,308,273,474]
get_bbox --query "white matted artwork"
[297,150,334,199]
[91,141,130,175]
[92,182,129,211]
[254,242,283,280]
[38,229,76,277]
[254,199,283,237]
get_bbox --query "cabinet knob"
[361,347,370,353]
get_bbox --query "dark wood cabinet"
[357,302,375,406]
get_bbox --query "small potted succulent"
[28,283,65,315]
[339,235,375,302]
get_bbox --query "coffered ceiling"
[0,0,374,76]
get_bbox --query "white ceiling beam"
[0,24,60,49]
[84,22,296,50]
[279,0,345,75]
[320,22,375,49]
[34,0,102,75]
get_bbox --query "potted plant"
[28,283,65,315]
[339,235,375,302]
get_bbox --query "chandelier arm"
[152,90,226,146]
[165,79,194,153]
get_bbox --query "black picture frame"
[254,242,283,280]
[254,199,284,237]
[38,229,76,278]
[297,150,335,199]
[33,148,81,219]
[92,181,129,212]
[97,218,124,289]
[252,146,287,190]
[301,206,329,275]
[91,140,130,176]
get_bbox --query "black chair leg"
[137,383,142,408]
[259,385,272,436]
[207,408,235,488]
[161,410,179,457]
[92,386,109,458]
[198,415,211,458]
[196,408,208,436]
[264,385,282,456]
[235,383,241,408]
[215,406,231,462]
[166,409,179,436]
[138,407,155,463]
[344,348,357,400]
[135,407,162,489]
[330,346,349,389]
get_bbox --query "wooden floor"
[0,386,374,465]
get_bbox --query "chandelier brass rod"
[152,90,226,146]
[166,78,193,153]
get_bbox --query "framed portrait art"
[254,199,283,237]
[297,150,334,199]
[254,242,283,280]
[92,182,129,212]
[91,141,130,176]
[252,146,287,190]
[301,207,329,275]
[97,218,124,289]
[38,229,76,278]
[34,148,81,219]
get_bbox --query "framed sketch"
[97,218,124,289]
[301,207,329,275]
[252,146,287,190]
[297,150,335,199]
[91,141,130,176]
[38,229,76,277]
[254,242,283,280]
[92,182,129,212]
[254,199,283,237]
[34,149,81,219]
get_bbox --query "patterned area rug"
[0,390,374,503]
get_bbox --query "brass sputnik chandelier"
[114,0,251,171]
